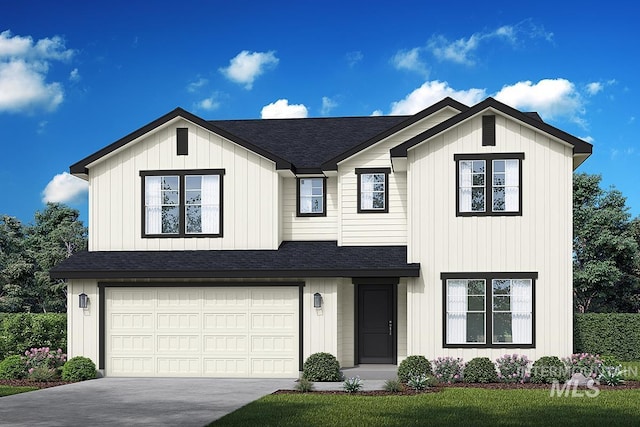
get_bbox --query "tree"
[573,173,640,312]
[0,216,35,312]
[26,203,88,312]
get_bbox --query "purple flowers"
[496,354,530,383]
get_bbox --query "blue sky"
[1,0,638,225]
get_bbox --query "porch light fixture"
[79,293,89,309]
[313,292,322,308]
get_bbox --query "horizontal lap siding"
[407,115,573,360]
[89,120,279,250]
[282,177,338,241]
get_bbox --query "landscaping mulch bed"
[274,380,640,395]
[0,379,74,389]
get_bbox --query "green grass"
[210,388,640,426]
[0,385,38,397]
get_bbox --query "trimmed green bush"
[531,356,568,384]
[302,352,342,382]
[0,355,27,379]
[62,357,97,382]
[398,355,432,383]
[463,357,498,383]
[0,313,66,359]
[574,313,640,361]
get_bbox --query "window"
[297,177,326,216]
[356,168,389,213]
[455,153,524,216]
[442,272,536,348]
[141,169,224,237]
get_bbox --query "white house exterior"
[51,97,592,378]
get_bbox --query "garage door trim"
[98,281,304,375]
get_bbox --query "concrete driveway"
[0,377,295,427]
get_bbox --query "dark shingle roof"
[210,116,407,170]
[50,241,420,279]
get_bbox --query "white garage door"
[105,286,299,378]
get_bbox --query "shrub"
[531,356,568,384]
[496,354,530,383]
[383,378,403,393]
[563,353,603,379]
[0,313,67,359]
[24,347,66,381]
[463,357,498,383]
[342,376,363,393]
[600,355,621,367]
[599,365,626,386]
[302,352,342,382]
[294,377,315,392]
[406,373,436,391]
[0,355,27,379]
[432,357,464,383]
[397,355,432,383]
[62,357,97,382]
[574,313,640,361]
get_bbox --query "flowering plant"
[563,353,603,379]
[496,354,530,383]
[24,347,67,381]
[432,357,464,384]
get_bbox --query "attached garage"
[104,286,300,378]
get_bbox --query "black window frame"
[140,169,225,238]
[355,167,390,213]
[441,272,537,349]
[454,153,524,217]
[296,177,327,217]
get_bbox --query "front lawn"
[0,385,38,397]
[210,388,640,426]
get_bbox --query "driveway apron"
[0,377,294,427]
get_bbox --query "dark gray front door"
[357,284,395,364]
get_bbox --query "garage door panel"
[106,286,298,378]
[203,313,247,329]
[203,335,247,352]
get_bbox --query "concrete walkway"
[0,378,294,427]
[0,366,398,426]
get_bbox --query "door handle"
[388,320,393,336]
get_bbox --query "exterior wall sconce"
[79,293,89,309]
[313,292,322,308]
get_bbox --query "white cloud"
[346,51,363,67]
[428,34,481,65]
[389,80,486,115]
[321,96,337,115]
[196,94,221,111]
[392,48,428,76]
[69,68,80,82]
[494,78,583,122]
[0,30,74,113]
[580,135,595,144]
[187,77,208,93]
[42,172,88,203]
[220,50,278,89]
[261,99,308,119]
[370,110,383,116]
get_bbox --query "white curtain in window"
[447,280,468,344]
[511,279,532,344]
[361,175,374,209]
[300,179,312,213]
[459,161,472,212]
[145,176,162,234]
[201,175,219,234]
[505,160,519,211]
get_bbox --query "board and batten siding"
[336,110,458,246]
[406,114,574,360]
[281,177,338,241]
[88,119,279,251]
[67,280,100,367]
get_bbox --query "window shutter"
[482,115,495,146]
[177,128,188,155]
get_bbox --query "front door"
[357,284,395,364]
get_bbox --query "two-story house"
[51,97,592,378]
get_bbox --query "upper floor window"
[141,169,224,237]
[455,153,524,216]
[442,272,536,348]
[297,177,326,216]
[356,168,389,213]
